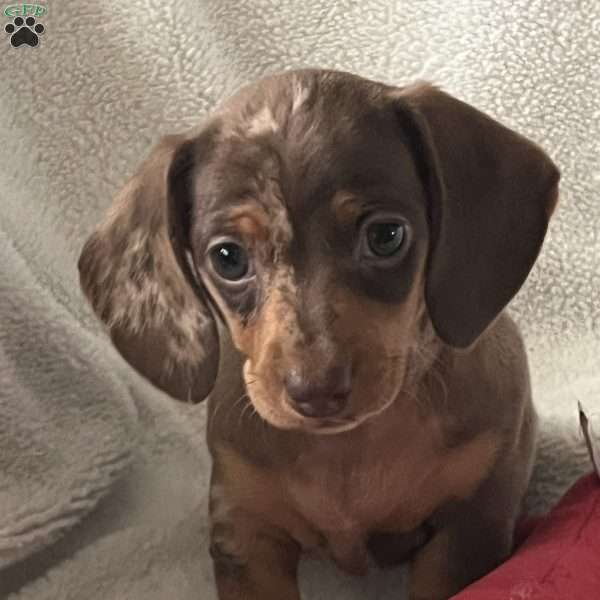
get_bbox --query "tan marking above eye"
[227,204,270,243]
[331,192,369,229]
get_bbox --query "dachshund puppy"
[78,69,559,599]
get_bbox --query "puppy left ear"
[394,84,560,348]
[78,132,220,403]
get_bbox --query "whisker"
[226,393,248,428]
[207,394,223,432]
[238,402,250,428]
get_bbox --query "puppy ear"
[78,132,219,402]
[395,84,560,348]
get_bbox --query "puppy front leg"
[407,499,515,600]
[210,513,301,600]
[408,520,512,600]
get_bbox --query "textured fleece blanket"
[0,1,599,598]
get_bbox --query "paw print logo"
[5,16,44,48]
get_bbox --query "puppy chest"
[286,459,429,536]
[282,458,436,574]
[285,429,500,546]
[213,431,499,574]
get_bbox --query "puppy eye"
[209,242,250,281]
[366,222,406,257]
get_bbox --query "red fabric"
[452,473,600,600]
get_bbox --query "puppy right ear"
[78,132,219,403]
[394,84,559,348]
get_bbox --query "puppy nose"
[284,365,352,418]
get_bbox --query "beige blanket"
[1,0,598,598]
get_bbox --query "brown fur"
[78,69,559,599]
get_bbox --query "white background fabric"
[0,1,598,598]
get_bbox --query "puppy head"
[79,70,559,433]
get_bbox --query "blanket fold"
[0,229,136,570]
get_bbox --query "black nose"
[284,365,352,418]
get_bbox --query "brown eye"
[366,222,406,257]
[209,242,250,281]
